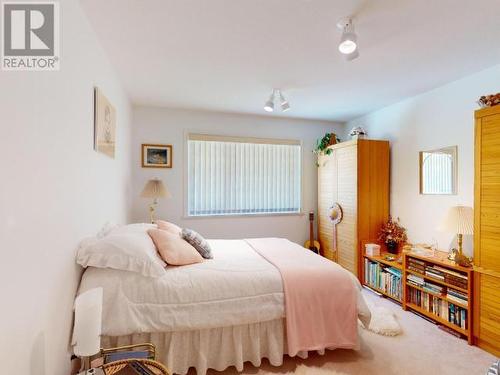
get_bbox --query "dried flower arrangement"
[378,217,408,254]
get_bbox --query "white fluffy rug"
[261,364,347,375]
[361,300,402,336]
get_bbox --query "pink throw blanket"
[245,238,358,356]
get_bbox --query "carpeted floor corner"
[209,289,496,375]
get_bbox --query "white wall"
[0,1,132,374]
[131,106,343,244]
[347,64,500,256]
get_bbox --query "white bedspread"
[78,239,285,336]
[78,238,370,337]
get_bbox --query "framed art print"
[94,87,116,158]
[142,144,172,168]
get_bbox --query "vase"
[386,240,398,254]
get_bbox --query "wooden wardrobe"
[473,106,500,356]
[317,139,390,279]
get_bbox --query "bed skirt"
[101,319,293,375]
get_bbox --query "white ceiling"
[80,0,500,122]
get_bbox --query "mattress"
[78,239,285,336]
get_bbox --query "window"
[187,133,302,216]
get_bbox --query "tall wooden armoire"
[473,106,500,356]
[317,139,390,279]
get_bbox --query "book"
[408,258,426,266]
[446,294,468,306]
[425,270,445,280]
[447,289,468,300]
[433,265,468,280]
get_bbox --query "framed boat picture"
[142,144,172,168]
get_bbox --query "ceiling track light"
[337,17,359,61]
[264,90,275,112]
[264,89,291,113]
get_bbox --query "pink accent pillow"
[156,220,182,235]
[148,229,203,266]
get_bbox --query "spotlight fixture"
[278,90,290,112]
[337,17,359,60]
[264,90,275,112]
[263,89,291,113]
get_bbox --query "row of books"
[407,273,424,287]
[407,288,467,330]
[408,257,468,289]
[364,259,402,300]
[446,289,468,307]
[407,274,468,307]
[423,281,444,295]
[407,257,426,274]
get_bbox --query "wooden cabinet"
[473,106,500,356]
[317,139,389,278]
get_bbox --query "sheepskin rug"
[362,300,402,336]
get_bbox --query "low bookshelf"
[403,251,473,344]
[363,253,403,304]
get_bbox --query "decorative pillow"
[77,226,166,278]
[156,220,182,235]
[181,228,213,259]
[148,229,203,265]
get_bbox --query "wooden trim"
[476,337,500,358]
[141,144,173,168]
[473,272,480,340]
[187,133,300,145]
[473,266,500,278]
[474,105,500,119]
[474,115,481,266]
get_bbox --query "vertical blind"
[187,134,302,216]
[421,151,454,194]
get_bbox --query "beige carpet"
[209,290,496,375]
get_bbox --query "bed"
[78,237,371,375]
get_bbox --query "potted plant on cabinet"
[313,133,341,166]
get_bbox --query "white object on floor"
[261,364,348,375]
[361,300,402,336]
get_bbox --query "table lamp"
[73,287,103,371]
[441,205,473,263]
[141,178,171,223]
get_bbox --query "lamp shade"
[440,205,474,235]
[73,287,103,357]
[140,178,171,199]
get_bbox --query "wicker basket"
[102,359,170,375]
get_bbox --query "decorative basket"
[102,359,170,375]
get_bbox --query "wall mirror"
[419,146,457,195]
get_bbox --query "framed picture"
[142,144,172,168]
[94,87,116,158]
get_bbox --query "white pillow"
[77,223,166,278]
[96,221,119,239]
